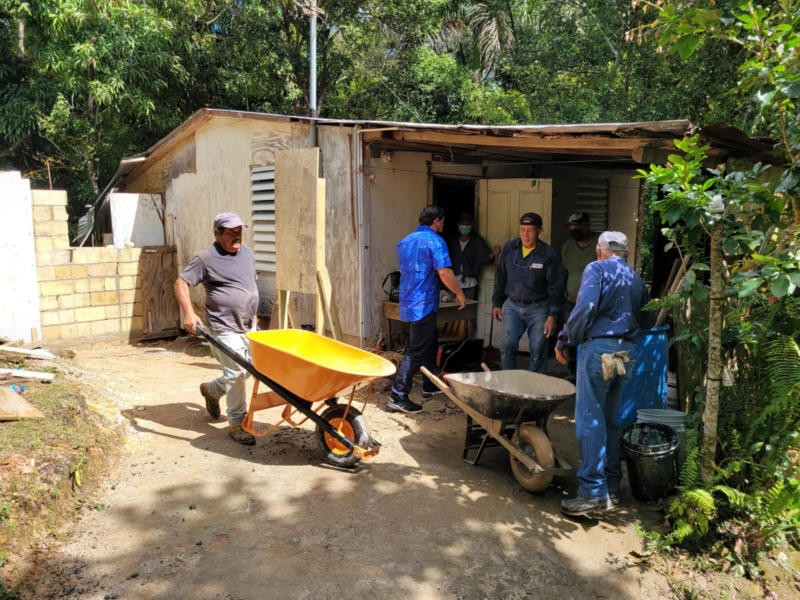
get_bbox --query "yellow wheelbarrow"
[198,327,396,468]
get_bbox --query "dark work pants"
[392,311,439,397]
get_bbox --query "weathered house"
[106,109,769,346]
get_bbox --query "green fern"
[713,484,746,507]
[679,447,701,487]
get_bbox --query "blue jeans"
[500,300,549,373]
[575,337,636,499]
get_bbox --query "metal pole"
[309,0,318,147]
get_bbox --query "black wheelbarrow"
[421,366,575,492]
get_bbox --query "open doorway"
[432,177,476,239]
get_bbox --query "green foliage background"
[1,0,745,217]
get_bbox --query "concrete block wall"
[32,190,145,341]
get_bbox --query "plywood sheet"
[0,387,44,420]
[139,247,180,334]
[275,147,321,294]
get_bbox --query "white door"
[477,179,552,352]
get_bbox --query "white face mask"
[458,225,472,235]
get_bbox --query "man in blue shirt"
[492,212,565,373]
[390,205,466,414]
[555,231,654,516]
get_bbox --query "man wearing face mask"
[447,213,501,300]
[561,212,599,318]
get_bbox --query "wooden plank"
[315,177,326,335]
[0,368,53,382]
[139,247,180,335]
[316,268,342,341]
[0,346,55,360]
[275,147,320,294]
[0,387,44,420]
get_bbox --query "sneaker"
[609,491,621,507]
[200,383,221,420]
[228,425,256,445]
[422,389,443,399]
[560,495,613,517]
[387,394,423,414]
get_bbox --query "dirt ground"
[15,336,685,600]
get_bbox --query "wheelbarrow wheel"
[316,405,368,468]
[510,424,554,492]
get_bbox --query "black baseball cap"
[519,212,543,227]
[567,212,591,225]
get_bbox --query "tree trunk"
[701,218,724,482]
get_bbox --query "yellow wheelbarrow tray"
[197,327,396,467]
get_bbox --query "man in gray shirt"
[174,212,259,445]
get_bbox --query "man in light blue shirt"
[556,231,654,516]
[390,205,466,414]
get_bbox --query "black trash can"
[621,422,679,501]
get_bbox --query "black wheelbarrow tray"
[421,366,575,492]
[198,326,396,468]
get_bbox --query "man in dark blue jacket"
[491,212,565,373]
[556,231,654,516]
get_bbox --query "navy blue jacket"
[492,238,565,318]
[566,256,654,345]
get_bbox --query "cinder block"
[74,278,90,292]
[36,252,53,266]
[41,311,60,326]
[89,279,105,292]
[54,265,72,280]
[76,323,91,337]
[31,190,67,207]
[104,277,118,291]
[120,248,142,263]
[51,251,71,266]
[119,290,136,303]
[102,248,121,262]
[76,306,105,322]
[104,318,121,333]
[37,266,55,282]
[88,263,118,277]
[71,265,88,278]
[117,262,140,276]
[119,276,137,290]
[119,303,134,318]
[74,293,90,308]
[51,205,68,221]
[40,280,74,296]
[32,206,52,221]
[57,294,77,309]
[41,325,61,341]
[34,220,68,237]
[71,248,103,264]
[59,323,80,339]
[90,291,119,305]
[39,297,58,311]
[59,309,75,324]
[105,305,120,319]
[35,237,53,252]
[52,236,70,250]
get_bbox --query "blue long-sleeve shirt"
[397,225,452,322]
[566,256,654,345]
[492,238,565,318]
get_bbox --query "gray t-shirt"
[180,243,259,333]
[561,233,599,302]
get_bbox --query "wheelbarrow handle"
[195,325,357,455]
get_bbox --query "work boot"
[560,495,612,517]
[228,425,255,445]
[200,383,221,420]
[387,393,423,414]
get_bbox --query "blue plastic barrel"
[619,326,669,428]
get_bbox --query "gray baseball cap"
[213,212,246,230]
[597,231,628,252]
